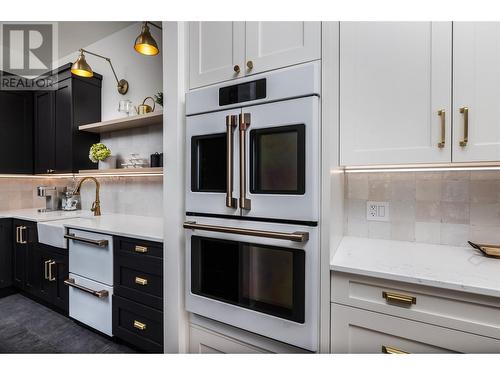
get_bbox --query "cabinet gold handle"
[233,64,240,73]
[459,107,469,147]
[48,261,56,282]
[134,245,148,253]
[44,260,51,280]
[437,109,445,148]
[15,226,20,243]
[246,60,254,70]
[382,291,416,306]
[18,226,27,244]
[382,345,408,354]
[135,277,148,286]
[134,320,147,331]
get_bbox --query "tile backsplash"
[345,171,500,246]
[0,176,163,218]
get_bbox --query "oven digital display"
[219,79,266,106]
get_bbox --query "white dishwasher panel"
[67,229,114,285]
[68,273,113,336]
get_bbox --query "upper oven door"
[240,96,319,223]
[186,108,241,216]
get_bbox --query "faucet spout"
[73,177,101,216]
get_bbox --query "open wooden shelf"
[78,111,163,133]
[78,167,163,176]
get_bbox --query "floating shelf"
[78,167,163,176]
[78,111,163,133]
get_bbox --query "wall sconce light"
[134,22,162,56]
[71,49,129,95]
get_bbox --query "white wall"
[57,22,163,121]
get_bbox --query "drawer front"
[68,273,113,337]
[331,272,500,340]
[189,324,269,354]
[331,304,500,353]
[68,229,113,285]
[114,254,163,310]
[115,236,163,260]
[113,295,163,353]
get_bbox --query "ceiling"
[57,22,135,58]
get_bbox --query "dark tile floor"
[0,293,135,353]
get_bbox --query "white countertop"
[0,208,92,222]
[0,208,163,242]
[62,214,163,242]
[331,236,500,298]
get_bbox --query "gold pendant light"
[134,22,161,56]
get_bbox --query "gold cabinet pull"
[44,260,51,280]
[17,226,27,244]
[239,113,251,210]
[48,261,56,282]
[247,60,254,70]
[133,320,147,331]
[233,64,240,74]
[225,115,237,208]
[15,226,20,244]
[382,345,408,354]
[437,109,445,148]
[459,107,469,147]
[382,291,416,306]
[135,277,148,286]
[134,245,148,253]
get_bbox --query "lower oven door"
[67,273,113,336]
[184,216,319,351]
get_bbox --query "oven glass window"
[191,133,226,192]
[250,124,305,194]
[191,236,305,323]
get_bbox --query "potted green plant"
[89,143,115,169]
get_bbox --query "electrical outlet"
[367,201,390,222]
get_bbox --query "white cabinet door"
[245,22,321,75]
[189,22,245,89]
[453,22,500,162]
[189,324,268,354]
[340,22,452,165]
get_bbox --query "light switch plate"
[367,201,390,222]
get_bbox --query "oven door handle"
[239,113,252,210]
[183,221,309,242]
[64,278,109,298]
[226,115,237,208]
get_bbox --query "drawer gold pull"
[459,106,469,147]
[134,245,148,253]
[382,345,408,354]
[382,291,416,306]
[437,109,445,148]
[134,320,147,331]
[135,277,148,286]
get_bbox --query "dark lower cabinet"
[12,219,68,313]
[34,244,69,313]
[0,219,13,290]
[113,236,164,353]
[12,220,38,295]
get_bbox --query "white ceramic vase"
[99,155,117,170]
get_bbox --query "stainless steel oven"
[186,62,320,224]
[184,216,319,351]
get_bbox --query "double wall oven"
[184,62,320,351]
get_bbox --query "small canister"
[150,152,161,167]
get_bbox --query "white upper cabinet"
[189,22,321,89]
[453,22,500,162]
[245,22,321,75]
[340,22,452,166]
[189,22,245,89]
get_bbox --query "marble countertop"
[0,208,163,242]
[331,236,500,298]
[61,214,163,242]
